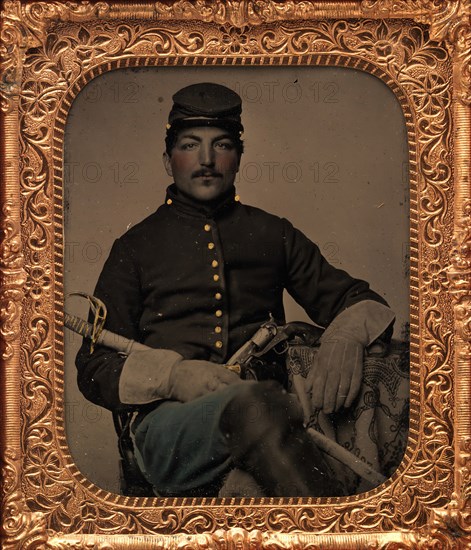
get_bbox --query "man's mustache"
[192,169,222,178]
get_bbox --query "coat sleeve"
[75,237,143,411]
[282,218,393,338]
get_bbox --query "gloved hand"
[304,300,395,415]
[119,348,241,405]
[305,328,365,414]
[169,358,241,402]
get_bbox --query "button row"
[202,222,224,350]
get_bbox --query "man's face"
[163,126,241,202]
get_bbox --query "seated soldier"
[76,82,395,497]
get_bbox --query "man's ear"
[163,151,173,177]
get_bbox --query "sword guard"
[68,292,107,353]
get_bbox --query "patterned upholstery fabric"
[286,340,410,493]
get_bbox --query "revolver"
[226,315,323,380]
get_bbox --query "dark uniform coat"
[76,184,389,411]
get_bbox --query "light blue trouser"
[133,382,254,497]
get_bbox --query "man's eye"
[181,142,197,150]
[215,141,234,150]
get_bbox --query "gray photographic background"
[64,66,409,492]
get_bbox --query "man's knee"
[219,381,303,443]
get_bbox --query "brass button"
[213,274,220,282]
[211,260,219,268]
[166,198,173,205]
[204,224,211,232]
[215,310,223,317]
[215,341,223,349]
[215,326,222,333]
[215,292,222,300]
[208,242,215,250]
[235,195,240,202]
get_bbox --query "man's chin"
[175,179,235,203]
[190,182,227,202]
[193,190,223,202]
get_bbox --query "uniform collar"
[164,183,239,219]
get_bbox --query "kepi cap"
[167,83,243,134]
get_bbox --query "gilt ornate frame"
[1,0,470,548]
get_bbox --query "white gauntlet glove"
[307,328,365,414]
[119,348,241,405]
[305,301,395,414]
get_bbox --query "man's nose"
[199,143,215,166]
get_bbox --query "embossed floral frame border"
[0,0,470,548]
